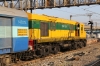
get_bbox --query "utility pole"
[70,15,72,20]
[87,13,92,21]
[30,0,33,13]
[95,22,97,31]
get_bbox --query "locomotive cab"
[75,22,86,39]
[80,23,86,39]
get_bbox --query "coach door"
[75,23,80,37]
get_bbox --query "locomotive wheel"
[80,42,84,48]
[77,43,80,49]
[49,45,52,53]
[40,46,46,57]
[70,44,74,50]
[73,42,78,50]
[79,42,83,48]
[35,48,43,58]
[53,46,60,53]
[57,46,60,52]
[83,42,86,47]
[83,40,86,47]
[70,42,75,50]
[44,46,50,57]
[51,46,58,54]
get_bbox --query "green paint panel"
[56,23,76,30]
[29,20,40,29]
[56,23,70,30]
[29,20,76,30]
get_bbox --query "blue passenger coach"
[0,7,28,54]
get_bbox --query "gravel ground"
[29,43,100,66]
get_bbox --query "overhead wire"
[67,6,99,21]
[81,8,100,15]
[80,8,100,20]
[53,8,77,14]
[53,7,100,23]
[54,6,98,17]
[77,5,100,18]
[52,3,99,15]
[82,5,98,10]
[47,2,100,23]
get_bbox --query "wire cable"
[53,9,77,14]
[82,5,98,10]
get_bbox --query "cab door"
[75,23,80,37]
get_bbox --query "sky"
[28,4,100,26]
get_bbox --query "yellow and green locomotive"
[27,13,86,57]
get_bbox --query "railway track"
[9,42,100,66]
[89,59,100,66]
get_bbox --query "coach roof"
[0,6,27,17]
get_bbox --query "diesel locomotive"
[0,7,86,65]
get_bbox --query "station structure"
[0,0,100,12]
